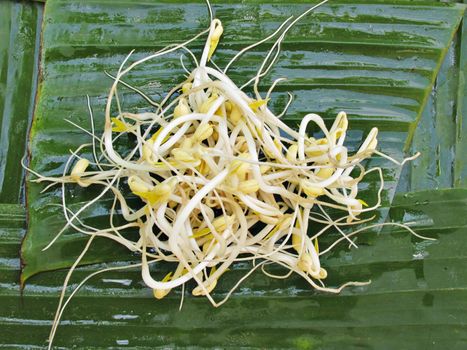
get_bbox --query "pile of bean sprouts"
[25,1,430,347]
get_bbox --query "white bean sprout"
[25,1,430,348]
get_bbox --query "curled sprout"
[25,1,430,348]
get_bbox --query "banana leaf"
[0,0,42,203]
[21,0,465,280]
[5,189,467,348]
[1,0,467,348]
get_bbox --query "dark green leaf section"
[0,204,25,272]
[2,189,466,349]
[0,1,42,204]
[0,204,26,225]
[22,0,465,281]
[410,14,467,190]
[454,14,467,187]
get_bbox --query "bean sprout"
[24,1,430,348]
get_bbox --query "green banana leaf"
[0,0,466,348]
[0,0,41,203]
[21,0,466,279]
[5,189,467,348]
